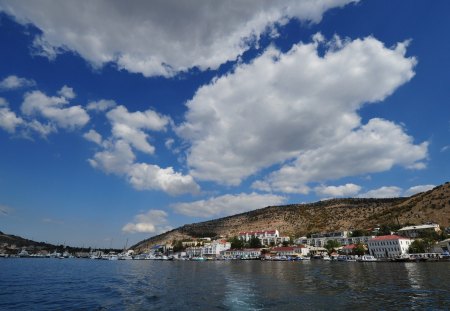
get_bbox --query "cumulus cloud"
[57,85,76,99]
[315,183,361,198]
[128,163,200,196]
[86,99,117,112]
[177,35,425,191]
[0,98,24,133]
[0,75,35,90]
[106,105,170,154]
[122,209,172,234]
[21,87,89,130]
[255,119,428,193]
[171,192,287,218]
[358,186,403,198]
[88,139,199,195]
[83,129,103,145]
[0,0,357,77]
[404,184,435,196]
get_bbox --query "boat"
[191,257,206,261]
[322,255,331,261]
[18,249,30,257]
[358,255,377,262]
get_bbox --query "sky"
[0,0,449,248]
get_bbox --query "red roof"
[238,230,277,235]
[272,247,295,251]
[342,244,357,249]
[370,235,410,241]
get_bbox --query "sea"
[0,259,449,310]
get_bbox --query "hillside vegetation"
[132,182,450,252]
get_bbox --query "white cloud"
[171,192,287,218]
[83,129,103,145]
[256,119,428,193]
[21,87,89,130]
[122,209,172,234]
[26,120,57,137]
[0,98,24,133]
[88,140,135,175]
[57,85,76,99]
[86,99,117,112]
[106,105,170,154]
[358,186,403,198]
[0,0,357,77]
[178,35,424,190]
[128,163,200,196]
[315,183,361,198]
[404,184,435,197]
[88,140,200,195]
[0,75,35,90]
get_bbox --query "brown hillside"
[132,182,450,252]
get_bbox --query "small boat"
[358,255,377,262]
[18,249,30,257]
[322,255,331,261]
[191,257,206,261]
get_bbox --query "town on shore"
[2,222,450,262]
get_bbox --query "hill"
[0,231,56,250]
[132,182,450,252]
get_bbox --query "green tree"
[229,237,244,249]
[353,243,366,256]
[325,240,340,253]
[248,236,262,248]
[409,240,426,253]
[282,240,290,247]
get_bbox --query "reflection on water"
[0,259,449,310]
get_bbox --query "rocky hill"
[132,182,450,252]
[0,230,55,249]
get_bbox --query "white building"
[368,235,412,259]
[221,248,262,259]
[186,240,231,258]
[295,233,375,247]
[202,240,231,258]
[238,230,290,246]
[271,246,309,257]
[398,224,440,238]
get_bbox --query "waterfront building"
[221,248,262,259]
[238,230,290,246]
[397,223,440,238]
[295,233,375,248]
[271,246,310,257]
[437,238,450,252]
[185,246,203,258]
[367,235,412,258]
[202,240,231,258]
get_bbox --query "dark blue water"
[1,259,449,310]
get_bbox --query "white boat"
[18,249,30,257]
[358,255,377,262]
[322,255,331,261]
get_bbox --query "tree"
[229,237,244,249]
[248,236,262,248]
[350,230,369,237]
[325,240,340,253]
[354,243,366,256]
[409,240,426,253]
[282,240,290,247]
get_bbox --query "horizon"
[1,1,449,248]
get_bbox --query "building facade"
[367,235,412,258]
[398,224,440,238]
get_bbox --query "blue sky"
[0,0,449,248]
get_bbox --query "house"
[397,223,440,238]
[202,240,231,258]
[221,248,262,259]
[341,244,357,255]
[238,229,290,246]
[367,235,412,258]
[295,231,374,247]
[271,246,309,257]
